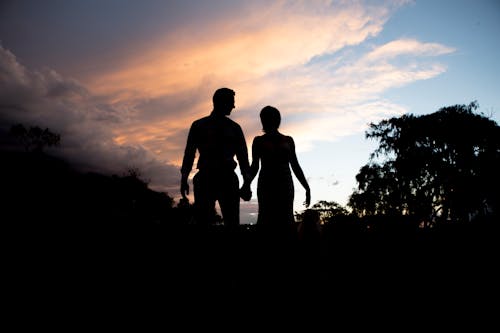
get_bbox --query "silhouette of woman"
[242,106,310,243]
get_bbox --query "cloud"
[85,1,391,98]
[240,37,454,151]
[76,1,401,158]
[0,45,180,195]
[364,38,455,62]
[73,1,454,163]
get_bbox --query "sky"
[1,0,499,224]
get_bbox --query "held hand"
[180,178,189,199]
[240,183,252,201]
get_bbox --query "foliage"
[296,200,349,224]
[1,148,176,227]
[9,124,61,152]
[348,101,500,225]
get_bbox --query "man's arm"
[235,125,250,182]
[235,125,253,201]
[180,123,197,198]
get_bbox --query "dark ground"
[2,150,498,327]
[4,220,499,328]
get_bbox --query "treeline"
[1,140,189,230]
[301,101,499,231]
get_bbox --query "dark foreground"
[4,221,499,327]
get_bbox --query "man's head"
[212,88,235,116]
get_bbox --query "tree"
[9,124,61,152]
[296,200,348,225]
[348,102,500,225]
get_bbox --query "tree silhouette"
[297,200,348,224]
[349,101,500,225]
[9,124,60,152]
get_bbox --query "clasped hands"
[239,182,252,201]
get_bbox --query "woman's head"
[260,106,281,133]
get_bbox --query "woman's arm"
[289,136,311,207]
[248,137,261,182]
[240,137,260,201]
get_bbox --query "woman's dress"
[254,133,296,236]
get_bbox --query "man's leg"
[218,172,240,232]
[217,172,243,290]
[193,172,217,230]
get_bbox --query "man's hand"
[180,176,189,199]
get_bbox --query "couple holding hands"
[180,87,310,237]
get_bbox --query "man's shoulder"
[192,114,243,132]
[224,117,242,128]
[192,115,211,125]
[214,115,243,131]
[190,116,213,130]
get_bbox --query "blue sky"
[1,0,499,224]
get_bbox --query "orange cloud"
[78,2,453,174]
[85,1,390,98]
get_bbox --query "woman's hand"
[304,188,311,207]
[180,175,189,199]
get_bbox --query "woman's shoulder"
[253,134,265,142]
[282,134,294,144]
[255,133,294,143]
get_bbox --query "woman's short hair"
[260,106,281,132]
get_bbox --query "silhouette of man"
[180,88,250,230]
